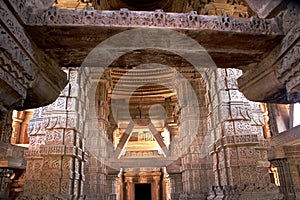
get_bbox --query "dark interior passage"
[135,183,151,200]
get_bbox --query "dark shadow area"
[135,183,151,200]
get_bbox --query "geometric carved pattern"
[21,68,88,199]
[0,3,36,88]
[208,68,276,199]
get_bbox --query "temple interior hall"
[0,0,300,199]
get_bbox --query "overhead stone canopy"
[18,0,289,103]
[4,0,299,105]
[2,0,300,200]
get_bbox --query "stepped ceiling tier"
[105,64,180,124]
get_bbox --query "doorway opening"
[135,183,151,200]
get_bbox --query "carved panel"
[0,3,36,92]
[26,7,282,35]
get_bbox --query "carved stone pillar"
[106,174,118,200]
[0,111,13,144]
[84,77,110,200]
[169,173,182,200]
[153,176,161,200]
[162,175,171,200]
[174,70,214,199]
[22,68,89,199]
[20,106,44,197]
[11,110,33,145]
[176,77,198,199]
[124,177,134,200]
[271,159,296,199]
[282,145,300,199]
[211,69,282,199]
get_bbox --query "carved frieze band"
[0,2,36,93]
[26,6,282,35]
[25,144,84,158]
[214,134,259,150]
[0,63,26,97]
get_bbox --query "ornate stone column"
[106,174,118,200]
[271,159,295,199]
[84,76,111,200]
[124,177,134,200]
[282,145,300,199]
[162,168,171,200]
[210,69,282,199]
[21,67,89,199]
[153,176,161,200]
[11,110,33,145]
[169,173,182,200]
[173,71,214,199]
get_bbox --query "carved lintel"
[209,183,283,200]
[25,6,282,35]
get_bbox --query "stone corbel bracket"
[275,20,300,102]
[238,18,300,103]
[0,1,67,117]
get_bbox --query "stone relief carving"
[20,68,89,198]
[24,6,282,35]
[276,39,300,102]
[0,4,36,86]
[277,41,300,79]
